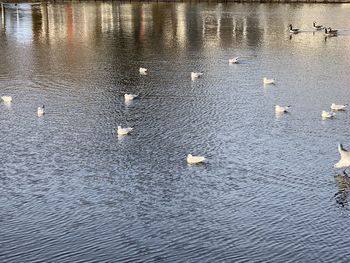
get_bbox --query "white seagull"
[1,96,12,103]
[139,67,148,75]
[263,78,275,85]
[191,72,203,80]
[331,103,347,111]
[321,110,335,119]
[335,144,350,175]
[187,154,206,164]
[117,126,133,135]
[37,105,45,117]
[124,94,138,101]
[275,105,290,113]
[229,57,239,64]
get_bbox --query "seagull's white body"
[117,126,133,135]
[289,24,300,34]
[187,154,206,164]
[1,96,12,103]
[191,72,203,80]
[335,144,350,171]
[331,103,347,111]
[263,78,274,85]
[37,106,45,117]
[275,105,290,113]
[229,57,239,64]
[139,67,148,74]
[124,94,138,101]
[313,22,323,30]
[321,110,335,119]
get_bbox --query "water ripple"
[2,2,350,263]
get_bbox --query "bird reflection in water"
[334,174,350,207]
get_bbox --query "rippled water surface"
[1,2,350,262]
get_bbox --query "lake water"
[1,2,350,262]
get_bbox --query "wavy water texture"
[1,2,350,263]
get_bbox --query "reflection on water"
[2,2,350,263]
[1,2,347,50]
[334,175,350,207]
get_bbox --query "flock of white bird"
[105,67,205,163]
[1,20,348,168]
[1,95,45,117]
[120,67,208,164]
[288,22,350,175]
[0,70,207,164]
[119,58,349,169]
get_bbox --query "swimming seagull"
[331,103,347,111]
[263,78,275,85]
[275,105,291,113]
[289,24,300,34]
[124,94,138,101]
[229,57,239,64]
[117,126,133,135]
[37,105,45,117]
[335,144,350,176]
[139,67,148,75]
[313,22,323,30]
[1,96,12,103]
[191,72,203,80]
[187,154,206,164]
[321,110,335,119]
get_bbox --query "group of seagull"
[120,64,349,169]
[0,71,205,164]
[289,21,338,37]
[190,47,349,172]
[273,100,346,118]
[247,76,346,118]
[267,21,349,175]
[1,23,348,169]
[260,51,349,175]
[1,95,45,117]
[3,60,347,168]
[118,67,207,164]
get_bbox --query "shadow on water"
[334,174,350,208]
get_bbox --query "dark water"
[1,2,350,262]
